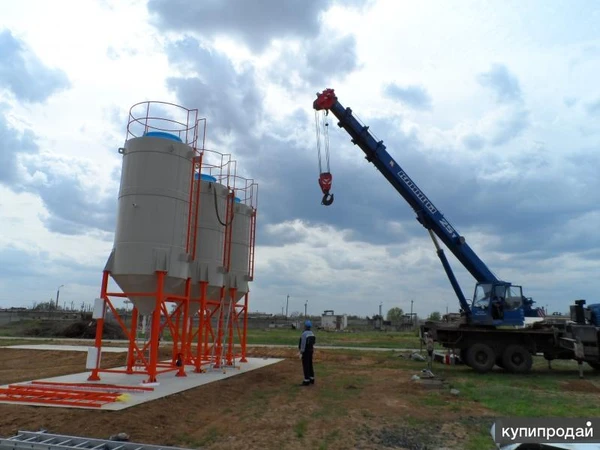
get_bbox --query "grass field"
[245,328,423,349]
[0,320,426,349]
[1,319,600,449]
[0,320,49,337]
[0,344,598,449]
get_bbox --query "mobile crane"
[313,88,600,375]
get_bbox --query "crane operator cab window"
[473,284,493,309]
[491,285,506,320]
[474,283,524,321]
[473,284,515,320]
[473,284,504,319]
[503,285,524,311]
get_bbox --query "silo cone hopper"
[104,248,188,316]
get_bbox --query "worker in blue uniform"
[298,320,316,386]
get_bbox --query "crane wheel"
[501,345,532,374]
[466,343,495,373]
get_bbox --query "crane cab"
[470,282,525,326]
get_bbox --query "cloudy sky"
[1,0,599,319]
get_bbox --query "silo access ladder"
[0,431,191,450]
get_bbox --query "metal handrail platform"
[0,431,192,450]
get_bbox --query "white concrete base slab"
[4,344,128,353]
[0,357,283,411]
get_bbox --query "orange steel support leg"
[126,306,139,373]
[88,271,109,381]
[185,309,195,366]
[214,287,225,369]
[146,271,165,383]
[176,305,182,362]
[226,288,237,365]
[195,281,208,373]
[203,307,214,361]
[177,278,191,377]
[240,292,249,363]
[202,306,210,362]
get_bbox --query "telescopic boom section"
[313,89,502,288]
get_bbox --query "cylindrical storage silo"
[104,132,194,316]
[190,174,229,301]
[226,200,253,301]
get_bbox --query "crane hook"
[318,172,334,206]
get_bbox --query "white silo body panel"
[226,201,253,301]
[190,174,228,301]
[105,134,193,316]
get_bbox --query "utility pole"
[286,295,289,320]
[55,285,64,310]
[304,301,308,318]
[410,299,414,327]
[379,301,382,318]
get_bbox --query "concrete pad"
[4,344,128,353]
[0,357,283,411]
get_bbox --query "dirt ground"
[0,347,498,450]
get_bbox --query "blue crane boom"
[313,88,532,326]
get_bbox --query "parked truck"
[312,88,600,375]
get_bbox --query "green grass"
[317,430,341,450]
[454,378,598,416]
[0,320,427,349]
[0,320,46,337]
[294,419,308,438]
[245,328,422,348]
[334,352,600,448]
[462,421,496,450]
[0,338,43,346]
[390,353,600,417]
[177,427,221,448]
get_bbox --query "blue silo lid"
[143,131,183,142]
[194,173,217,182]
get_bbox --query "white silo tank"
[104,132,194,316]
[226,197,254,301]
[190,173,229,301]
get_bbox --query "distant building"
[320,310,348,331]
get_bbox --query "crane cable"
[315,110,333,206]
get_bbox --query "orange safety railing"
[125,101,199,147]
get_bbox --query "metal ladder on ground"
[0,431,191,450]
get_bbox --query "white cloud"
[0,0,599,320]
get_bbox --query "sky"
[0,0,599,319]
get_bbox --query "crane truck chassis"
[312,88,600,375]
[422,299,600,375]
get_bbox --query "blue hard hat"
[305,320,312,328]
